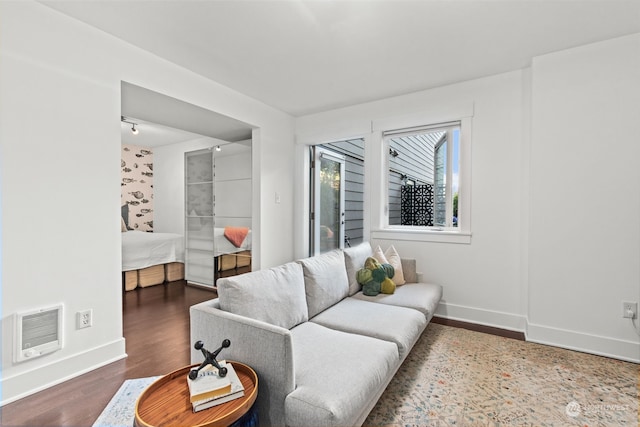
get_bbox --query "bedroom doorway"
[121,82,256,293]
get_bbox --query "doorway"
[120,82,256,294]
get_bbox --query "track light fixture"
[121,116,139,136]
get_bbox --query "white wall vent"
[14,304,63,362]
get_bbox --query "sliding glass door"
[311,147,345,255]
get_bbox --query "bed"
[122,230,185,291]
[215,226,251,254]
[214,226,252,277]
[182,220,252,286]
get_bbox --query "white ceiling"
[43,0,640,117]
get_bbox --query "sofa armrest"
[400,258,418,283]
[190,299,295,427]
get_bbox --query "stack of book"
[187,360,245,412]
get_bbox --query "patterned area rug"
[93,324,637,427]
[366,323,639,426]
[92,376,160,427]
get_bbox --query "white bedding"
[122,230,185,271]
[214,227,251,256]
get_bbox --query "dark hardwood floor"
[1,281,216,427]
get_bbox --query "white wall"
[296,34,640,362]
[528,34,640,362]
[0,1,294,404]
[297,70,527,331]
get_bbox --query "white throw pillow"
[384,245,406,285]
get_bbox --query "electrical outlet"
[622,301,637,319]
[77,309,93,329]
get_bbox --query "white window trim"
[371,228,472,244]
[370,114,473,245]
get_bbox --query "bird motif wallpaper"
[121,144,154,231]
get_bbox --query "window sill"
[371,228,472,244]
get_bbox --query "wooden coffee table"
[134,361,258,427]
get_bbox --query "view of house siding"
[387,132,443,225]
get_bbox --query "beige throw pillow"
[384,245,406,285]
[372,245,388,264]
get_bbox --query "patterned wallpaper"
[121,144,154,231]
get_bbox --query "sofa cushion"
[298,250,349,318]
[343,241,373,296]
[351,282,443,321]
[310,297,426,358]
[286,322,398,427]
[217,262,308,329]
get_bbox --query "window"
[384,122,461,230]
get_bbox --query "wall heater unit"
[14,304,63,362]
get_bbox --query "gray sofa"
[190,242,442,427]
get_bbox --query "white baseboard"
[434,302,639,363]
[1,338,127,406]
[527,323,640,364]
[434,301,527,333]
